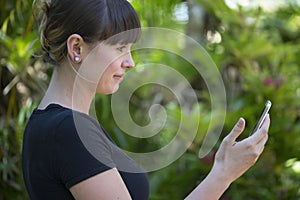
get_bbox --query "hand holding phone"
[250,100,272,135]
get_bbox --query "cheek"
[94,59,118,81]
[102,62,118,77]
[95,63,120,94]
[108,59,121,70]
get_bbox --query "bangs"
[102,0,141,45]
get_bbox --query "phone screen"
[250,100,272,135]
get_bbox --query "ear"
[67,34,85,63]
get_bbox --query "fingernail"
[237,118,244,126]
[239,117,243,122]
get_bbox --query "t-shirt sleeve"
[53,112,116,189]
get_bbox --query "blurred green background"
[1,0,300,199]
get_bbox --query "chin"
[97,86,119,95]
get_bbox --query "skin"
[185,116,270,200]
[70,168,132,200]
[38,34,134,114]
[38,34,270,200]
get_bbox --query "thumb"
[226,118,246,142]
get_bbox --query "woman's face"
[82,42,134,94]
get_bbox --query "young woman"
[22,0,270,199]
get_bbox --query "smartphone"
[250,100,272,135]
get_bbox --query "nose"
[121,53,135,69]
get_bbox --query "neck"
[39,61,96,115]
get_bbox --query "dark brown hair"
[33,0,141,64]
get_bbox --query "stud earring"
[74,56,80,62]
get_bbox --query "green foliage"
[188,0,300,199]
[0,105,35,200]
[0,0,43,199]
[125,0,300,199]
[1,0,300,199]
[131,0,181,27]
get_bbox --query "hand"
[211,115,270,184]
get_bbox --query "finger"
[251,114,270,144]
[226,118,246,143]
[259,114,270,132]
[256,133,269,155]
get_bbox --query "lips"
[114,74,124,78]
[113,74,124,81]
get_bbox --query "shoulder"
[57,109,116,160]
[55,111,112,148]
[51,110,117,188]
[54,110,105,143]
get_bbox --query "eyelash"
[117,46,126,52]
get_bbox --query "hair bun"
[33,0,58,64]
[32,0,141,65]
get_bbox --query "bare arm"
[70,167,132,200]
[185,115,270,200]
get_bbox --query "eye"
[116,46,127,53]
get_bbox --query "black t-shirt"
[22,104,149,200]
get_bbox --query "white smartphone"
[250,100,272,135]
